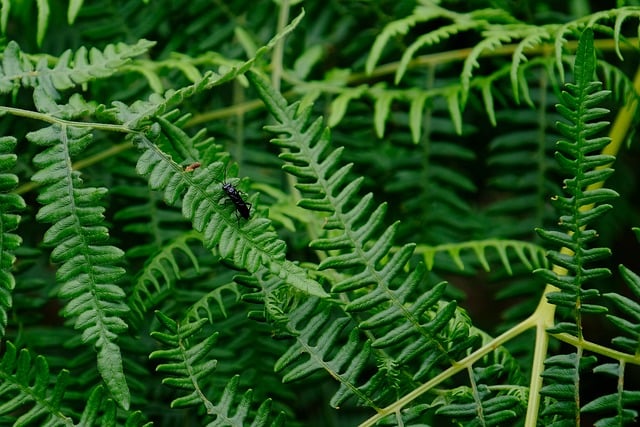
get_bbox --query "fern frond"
[0,341,72,425]
[274,298,375,409]
[534,28,621,427]
[432,328,527,425]
[365,2,640,113]
[582,362,640,426]
[149,311,281,425]
[250,69,477,396]
[605,263,640,355]
[435,384,523,426]
[0,40,154,97]
[534,28,617,336]
[108,9,305,129]
[132,130,327,298]
[128,230,203,320]
[539,353,597,426]
[365,2,446,75]
[0,136,25,338]
[183,281,240,323]
[149,313,218,409]
[28,123,131,409]
[415,239,548,274]
[0,341,149,426]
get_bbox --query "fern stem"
[467,365,486,425]
[352,38,639,84]
[359,313,539,427]
[523,283,557,427]
[550,332,640,365]
[271,0,290,92]
[0,106,133,134]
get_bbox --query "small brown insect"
[184,162,201,172]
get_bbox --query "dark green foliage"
[0,136,24,337]
[0,341,72,425]
[273,298,375,408]
[149,311,283,425]
[29,122,131,409]
[1,1,640,426]
[582,362,640,427]
[0,341,147,426]
[606,263,640,354]
[249,69,478,399]
[0,40,155,97]
[535,28,617,334]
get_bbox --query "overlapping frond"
[539,353,597,426]
[28,123,131,409]
[433,328,528,425]
[0,341,149,426]
[149,312,283,426]
[273,298,374,409]
[366,1,640,110]
[435,384,524,426]
[0,136,24,338]
[583,231,640,425]
[128,230,203,320]
[108,9,305,130]
[0,341,72,425]
[132,128,326,298]
[0,39,154,97]
[249,69,476,397]
[582,361,640,426]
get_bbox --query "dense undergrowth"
[1,1,640,426]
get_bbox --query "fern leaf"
[398,20,478,84]
[534,28,617,336]
[250,69,475,395]
[0,40,154,98]
[582,362,640,426]
[435,384,522,427]
[273,298,375,409]
[150,311,279,426]
[150,313,218,409]
[132,130,327,298]
[510,29,552,103]
[540,353,597,425]
[605,264,640,354]
[0,136,25,338]
[128,230,203,320]
[415,239,547,273]
[28,124,131,409]
[0,341,72,425]
[365,3,440,75]
[461,30,513,104]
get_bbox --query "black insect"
[221,181,252,221]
